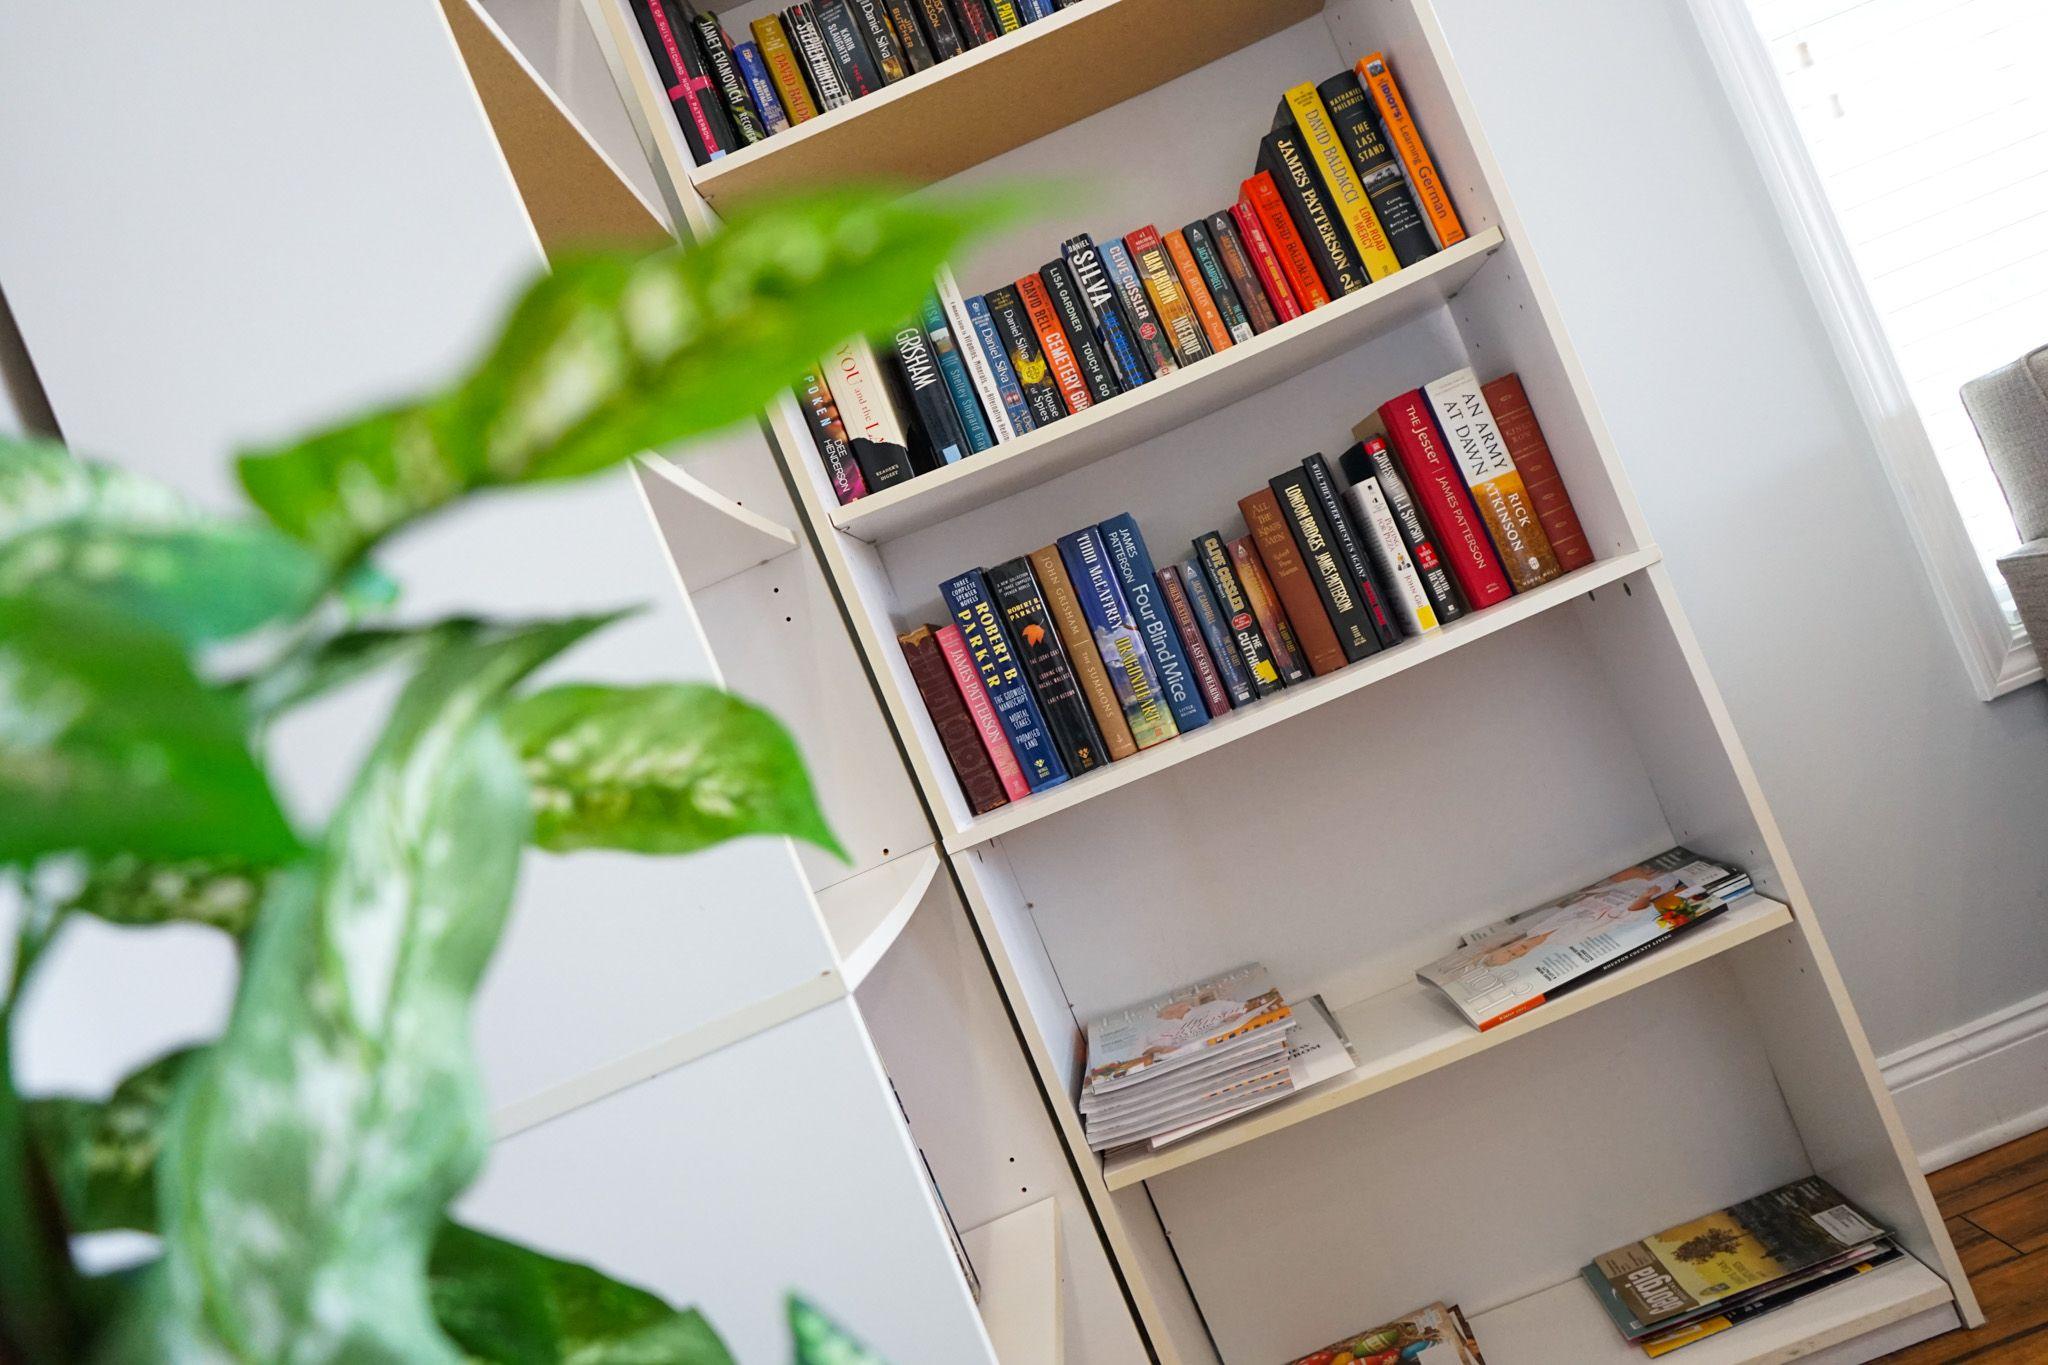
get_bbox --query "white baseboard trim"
[1880,987,2048,1172]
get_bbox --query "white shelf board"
[1469,1254,1953,1365]
[946,549,1656,853]
[832,230,1505,543]
[637,454,798,590]
[816,847,943,990]
[960,1197,1063,1365]
[1102,893,1794,1190]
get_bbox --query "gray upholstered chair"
[1960,345,2048,668]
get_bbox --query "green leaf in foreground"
[61,856,267,937]
[428,1222,736,1365]
[789,1297,891,1365]
[234,617,490,722]
[504,682,845,859]
[27,1049,196,1236]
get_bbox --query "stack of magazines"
[1079,965,1351,1154]
[1584,1177,1898,1357]
[1286,1301,1486,1364]
[1417,848,1753,1031]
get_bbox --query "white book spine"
[936,266,1016,444]
[1343,478,1439,635]
[823,336,911,450]
[1421,366,1519,489]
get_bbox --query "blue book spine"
[1018,0,1057,18]
[965,295,1036,436]
[1055,527,1178,749]
[1097,514,1208,732]
[942,570,1067,791]
[1178,556,1255,706]
[731,42,790,134]
[921,294,994,454]
[1060,234,1149,394]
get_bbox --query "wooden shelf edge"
[960,1196,1064,1365]
[816,847,943,990]
[635,454,799,591]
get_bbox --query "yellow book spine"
[1285,82,1401,282]
[751,16,819,124]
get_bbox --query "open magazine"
[1286,1301,1486,1365]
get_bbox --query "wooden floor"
[1878,1128,2048,1362]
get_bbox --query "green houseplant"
[0,187,999,1364]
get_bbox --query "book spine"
[731,42,791,133]
[1378,390,1512,608]
[986,0,1023,32]
[1056,528,1179,748]
[795,366,868,504]
[688,10,767,145]
[1229,536,1307,683]
[1270,468,1380,661]
[881,0,936,71]
[916,0,964,59]
[847,0,910,81]
[1317,70,1435,267]
[943,570,1068,791]
[783,5,850,110]
[1164,230,1234,354]
[988,557,1108,775]
[1241,174,1330,310]
[1342,473,1439,635]
[951,0,1000,46]
[1422,368,1559,590]
[1177,555,1256,705]
[899,626,1010,814]
[984,285,1067,427]
[1099,241,1180,380]
[751,16,820,123]
[1193,532,1284,696]
[1157,565,1233,716]
[1206,212,1278,333]
[1224,201,1301,324]
[1361,437,1465,623]
[921,293,994,453]
[1028,544,1139,760]
[1039,258,1122,403]
[1258,128,1367,297]
[1182,221,1256,344]
[892,320,969,465]
[1239,487,1346,676]
[1357,52,1466,248]
[1060,234,1150,392]
[964,294,1036,436]
[1283,82,1399,280]
[814,0,884,97]
[935,624,1031,801]
[1482,373,1593,572]
[936,271,1013,442]
[1016,0,1055,18]
[1015,273,1094,415]
[633,0,731,164]
[1124,226,1209,365]
[1098,513,1208,733]
[825,337,915,485]
[1303,452,1401,647]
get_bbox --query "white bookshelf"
[571,0,1982,1361]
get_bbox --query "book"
[1178,555,1255,706]
[880,0,935,72]
[1357,52,1466,249]
[915,0,964,60]
[893,319,970,466]
[1240,172,1331,311]
[1377,391,1512,610]
[825,337,916,488]
[1422,368,1560,590]
[988,557,1107,776]
[1099,240,1180,380]
[750,16,820,124]
[794,366,868,504]
[1228,536,1306,684]
[1039,258,1122,404]
[687,8,766,146]
[1317,70,1436,268]
[782,4,851,111]
[1016,0,1055,19]
[964,293,1036,437]
[1098,513,1208,734]
[1163,230,1234,354]
[942,570,1068,792]
[1303,452,1401,648]
[950,0,1000,47]
[1481,373,1593,572]
[1180,220,1256,344]
[731,41,791,134]
[1420,848,1752,1031]
[1338,453,1440,635]
[1055,527,1179,749]
[921,293,993,454]
[1028,544,1138,761]
[1257,127,1368,298]
[1281,82,1400,281]
[1239,487,1346,676]
[1059,233,1150,392]
[986,0,1023,33]
[936,270,1013,444]
[632,0,734,164]
[1015,273,1094,415]
[1156,564,1232,717]
[1286,1302,1485,1365]
[1082,964,1292,1092]
[1206,211,1279,334]
[1639,1248,1902,1358]
[1227,196,1304,324]
[845,0,910,82]
[1124,227,1210,366]
[1343,437,1465,624]
[898,626,1010,814]
[814,0,884,98]
[984,284,1067,427]
[934,623,1031,802]
[1193,531,1284,697]
[1269,468,1380,662]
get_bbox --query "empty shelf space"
[960,1197,1064,1365]
[637,454,799,590]
[815,847,943,989]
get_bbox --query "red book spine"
[1015,273,1094,415]
[1242,173,1331,311]
[1230,198,1302,323]
[1481,373,1594,572]
[1157,566,1233,717]
[1378,390,1513,609]
[937,624,1031,802]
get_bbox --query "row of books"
[895,368,1593,816]
[630,0,1074,166]
[792,54,1470,505]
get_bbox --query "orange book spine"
[1164,230,1234,353]
[1242,172,1331,311]
[1356,52,1465,248]
[1015,273,1094,415]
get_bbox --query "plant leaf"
[26,1049,196,1236]
[59,856,267,937]
[788,1297,890,1365]
[0,1015,83,1361]
[237,188,1012,564]
[428,1222,736,1365]
[0,589,299,866]
[233,617,491,721]
[503,683,844,859]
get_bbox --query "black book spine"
[882,0,936,70]
[1356,439,1465,623]
[1317,72,1438,268]
[987,557,1109,776]
[916,0,964,58]
[850,434,913,488]
[985,0,1024,31]
[983,285,1066,428]
[687,8,767,145]
[814,0,884,97]
[879,355,943,474]
[950,0,1000,45]
[1258,128,1369,297]
[1061,234,1149,391]
[1182,221,1255,344]
[892,320,970,466]
[783,5,850,109]
[1206,212,1279,334]
[632,0,734,164]
[1270,469,1380,661]
[847,0,910,81]
[1039,259,1121,403]
[1304,452,1402,648]
[1193,533,1283,698]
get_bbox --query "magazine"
[1286,1301,1485,1365]
[1639,1247,1902,1357]
[1142,997,1353,1149]
[1083,964,1293,1093]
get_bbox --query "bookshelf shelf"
[636,453,799,590]
[684,0,1320,212]
[815,846,942,989]
[961,1197,1065,1365]
[831,230,1504,543]
[942,548,1655,851]
[1102,894,1793,1190]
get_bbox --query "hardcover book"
[1239,487,1347,676]
[1099,513,1208,733]
[1422,368,1560,590]
[934,623,1031,802]
[632,0,734,164]
[824,337,915,487]
[942,570,1068,792]
[1055,527,1179,749]
[1181,220,1256,344]
[795,366,868,504]
[814,0,884,98]
[988,557,1108,776]
[1015,273,1094,415]
[986,0,1023,32]
[893,320,970,465]
[880,0,935,71]
[782,4,851,110]
[1039,258,1122,403]
[1281,82,1400,281]
[1099,240,1180,380]
[1027,544,1139,761]
[1178,554,1255,706]
[1481,372,1593,572]
[1206,211,1280,333]
[1124,227,1210,366]
[916,0,964,60]
[899,625,1010,814]
[1258,128,1368,298]
[1194,531,1284,696]
[731,41,791,134]
[1340,463,1439,636]
[1317,70,1436,267]
[984,284,1068,427]
[1270,468,1380,662]
[1157,565,1232,716]
[921,293,994,453]
[1344,437,1465,624]
[845,0,910,82]
[750,16,820,123]
[936,269,1014,444]
[1303,452,1401,647]
[687,9,766,145]
[951,0,1000,46]
[1060,233,1150,392]
[1228,536,1307,684]
[1377,390,1512,609]
[1163,230,1235,354]
[1357,52,1466,248]
[964,293,1036,436]
[1240,173,1330,311]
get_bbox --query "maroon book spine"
[899,625,1010,815]
[1157,565,1232,717]
[1482,372,1594,572]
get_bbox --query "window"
[1692,0,2047,697]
